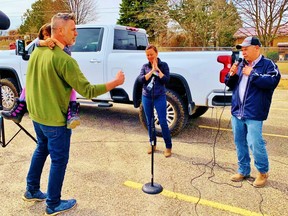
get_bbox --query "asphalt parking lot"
[0,89,287,216]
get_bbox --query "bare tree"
[63,0,98,24]
[161,0,241,47]
[232,0,288,46]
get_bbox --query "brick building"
[234,25,288,61]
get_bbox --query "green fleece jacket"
[26,46,107,126]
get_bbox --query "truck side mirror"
[16,39,30,60]
[16,39,26,55]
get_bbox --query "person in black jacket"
[138,44,172,157]
[225,36,281,187]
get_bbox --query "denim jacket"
[138,58,170,98]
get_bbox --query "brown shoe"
[253,173,268,188]
[164,148,172,158]
[230,173,250,182]
[147,145,156,154]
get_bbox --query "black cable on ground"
[185,85,267,216]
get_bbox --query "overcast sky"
[0,0,122,30]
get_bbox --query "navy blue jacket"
[225,56,281,121]
[138,58,170,98]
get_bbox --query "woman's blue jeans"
[231,116,269,175]
[26,121,72,208]
[142,94,172,149]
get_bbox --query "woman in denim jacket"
[138,44,172,157]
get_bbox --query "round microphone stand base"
[142,182,163,195]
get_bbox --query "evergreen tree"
[211,0,242,47]
[117,0,157,39]
[19,0,69,35]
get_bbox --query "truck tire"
[190,106,209,119]
[0,78,19,111]
[139,89,188,137]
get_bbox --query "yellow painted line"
[124,180,268,216]
[271,107,288,111]
[199,125,288,139]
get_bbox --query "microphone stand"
[142,76,163,194]
[0,78,37,147]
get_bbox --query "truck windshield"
[71,28,103,52]
[113,29,147,50]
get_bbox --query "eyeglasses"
[55,13,75,21]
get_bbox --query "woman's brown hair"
[146,44,158,53]
[38,23,51,40]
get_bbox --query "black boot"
[0,99,27,123]
[66,101,80,129]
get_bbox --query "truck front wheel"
[0,78,18,111]
[139,89,188,137]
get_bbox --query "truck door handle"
[90,59,101,63]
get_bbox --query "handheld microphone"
[236,58,243,65]
[229,58,243,76]
[152,71,159,77]
[147,70,159,91]
[0,11,10,30]
[147,76,155,91]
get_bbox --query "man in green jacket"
[22,13,125,216]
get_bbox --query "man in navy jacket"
[225,36,281,187]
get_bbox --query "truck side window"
[71,28,103,52]
[113,29,148,50]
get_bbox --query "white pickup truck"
[0,24,238,136]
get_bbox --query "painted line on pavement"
[271,107,288,111]
[124,180,268,216]
[199,125,288,139]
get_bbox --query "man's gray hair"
[51,13,76,29]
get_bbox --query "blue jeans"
[26,121,72,208]
[231,116,269,175]
[142,94,172,149]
